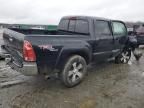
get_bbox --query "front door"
[111,21,128,56]
[93,20,114,61]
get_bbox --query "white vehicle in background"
[30,26,45,30]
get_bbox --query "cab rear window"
[68,20,76,32]
[59,19,89,35]
[58,19,69,31]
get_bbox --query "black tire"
[115,49,131,64]
[60,55,87,87]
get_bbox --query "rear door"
[111,21,128,56]
[93,20,114,61]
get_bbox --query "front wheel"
[115,49,131,64]
[60,55,87,87]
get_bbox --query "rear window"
[58,19,69,31]
[68,20,76,32]
[58,19,89,35]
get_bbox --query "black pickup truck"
[1,16,132,87]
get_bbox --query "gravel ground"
[0,31,144,108]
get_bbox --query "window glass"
[58,19,69,31]
[75,20,89,34]
[112,22,127,36]
[68,20,76,32]
[95,21,111,36]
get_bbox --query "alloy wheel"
[120,50,131,63]
[68,62,84,83]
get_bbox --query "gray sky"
[0,0,143,25]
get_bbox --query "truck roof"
[62,15,111,21]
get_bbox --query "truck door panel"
[111,21,128,56]
[93,20,114,61]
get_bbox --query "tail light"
[23,40,36,62]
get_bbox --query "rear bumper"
[8,61,38,76]
[0,49,38,76]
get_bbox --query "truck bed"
[2,29,91,73]
[9,28,57,35]
[8,28,81,36]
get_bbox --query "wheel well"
[56,51,90,70]
[67,52,90,64]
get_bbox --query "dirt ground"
[1,31,144,108]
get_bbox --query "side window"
[58,19,69,31]
[95,21,111,36]
[68,20,76,32]
[112,22,127,36]
[75,20,89,34]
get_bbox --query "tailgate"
[2,29,25,66]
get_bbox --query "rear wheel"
[115,49,131,64]
[60,55,87,87]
